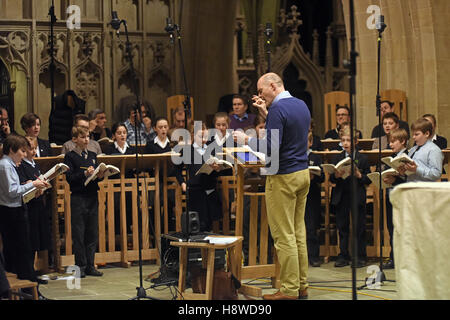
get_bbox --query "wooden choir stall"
[35,152,181,272]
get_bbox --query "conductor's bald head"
[257,73,285,107]
[260,73,284,87]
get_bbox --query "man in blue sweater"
[234,73,311,300]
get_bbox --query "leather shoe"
[37,278,48,285]
[334,256,349,267]
[298,289,308,300]
[85,268,103,277]
[382,260,395,269]
[263,290,298,300]
[310,260,321,267]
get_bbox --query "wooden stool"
[240,192,279,296]
[171,236,243,300]
[6,273,38,300]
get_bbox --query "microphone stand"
[375,14,387,283]
[109,11,158,300]
[347,0,359,301]
[358,15,395,291]
[265,22,273,73]
[165,17,192,241]
[49,1,56,117]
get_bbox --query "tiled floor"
[38,259,398,300]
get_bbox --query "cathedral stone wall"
[342,0,450,140]
[0,0,237,138]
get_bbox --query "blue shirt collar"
[4,155,17,167]
[272,91,293,106]
[233,113,249,121]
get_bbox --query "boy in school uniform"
[330,126,371,268]
[305,132,325,267]
[398,118,443,182]
[381,128,409,269]
[16,137,51,283]
[64,126,104,278]
[0,135,48,286]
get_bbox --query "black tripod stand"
[358,15,395,291]
[110,11,158,300]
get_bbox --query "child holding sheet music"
[175,123,222,232]
[329,126,371,268]
[398,118,443,182]
[379,128,409,269]
[0,134,49,289]
[16,137,51,279]
[64,126,104,277]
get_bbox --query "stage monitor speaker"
[181,211,200,235]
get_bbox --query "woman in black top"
[21,113,52,157]
[105,122,136,156]
[144,117,181,231]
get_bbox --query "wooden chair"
[6,273,38,300]
[167,95,194,127]
[324,91,350,134]
[380,89,407,122]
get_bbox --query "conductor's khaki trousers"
[265,168,310,297]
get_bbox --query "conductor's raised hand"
[252,95,268,119]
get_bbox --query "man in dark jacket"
[48,90,85,145]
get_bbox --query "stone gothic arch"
[271,33,325,126]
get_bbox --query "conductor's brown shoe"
[299,288,308,300]
[263,290,298,300]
